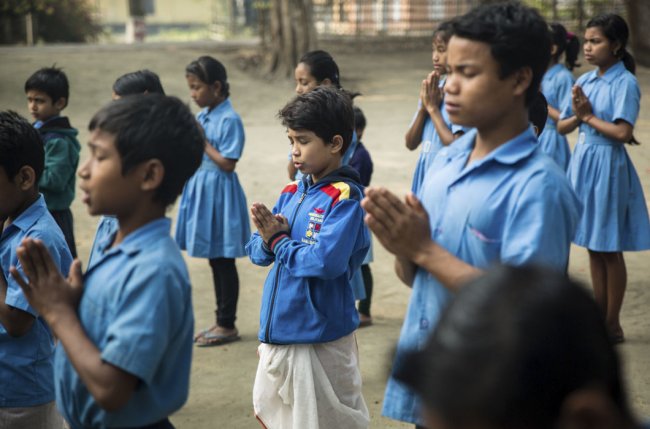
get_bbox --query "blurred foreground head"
[397,265,638,429]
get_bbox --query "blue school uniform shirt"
[383,128,581,425]
[410,91,467,195]
[0,194,72,407]
[538,63,574,170]
[54,218,194,428]
[87,215,118,268]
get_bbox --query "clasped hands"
[361,187,432,261]
[250,202,289,244]
[9,239,83,327]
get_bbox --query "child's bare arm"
[404,79,431,150]
[10,239,138,412]
[204,142,237,172]
[0,271,34,337]
[422,72,456,146]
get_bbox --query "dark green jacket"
[38,117,81,211]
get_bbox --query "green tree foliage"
[1,0,102,44]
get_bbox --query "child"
[0,110,72,428]
[349,106,375,327]
[10,95,204,428]
[362,3,582,427]
[405,21,467,196]
[396,265,645,429]
[25,66,81,258]
[112,69,166,98]
[88,69,167,268]
[538,23,579,170]
[288,50,361,181]
[557,13,650,344]
[176,56,250,346]
[246,86,370,429]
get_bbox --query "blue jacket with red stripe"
[246,166,370,344]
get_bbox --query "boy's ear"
[330,135,344,154]
[558,387,625,429]
[551,44,558,57]
[54,97,67,110]
[139,159,165,194]
[512,67,533,99]
[15,166,37,191]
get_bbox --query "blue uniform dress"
[0,195,72,408]
[563,61,650,251]
[538,63,574,170]
[410,90,467,195]
[382,129,582,425]
[175,99,250,258]
[54,218,193,428]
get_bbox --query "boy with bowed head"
[246,86,370,429]
[397,265,646,429]
[363,3,581,427]
[11,95,204,429]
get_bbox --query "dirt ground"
[1,40,649,428]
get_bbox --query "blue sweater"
[246,166,370,344]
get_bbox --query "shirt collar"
[9,194,48,233]
[546,63,564,79]
[199,99,231,123]
[584,61,625,84]
[449,127,538,186]
[484,127,538,165]
[100,217,171,258]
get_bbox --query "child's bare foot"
[608,325,625,344]
[195,325,240,347]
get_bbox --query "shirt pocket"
[464,223,502,268]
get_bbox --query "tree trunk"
[263,0,316,77]
[627,0,650,67]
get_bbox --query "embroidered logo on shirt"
[303,209,324,244]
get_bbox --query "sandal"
[196,328,241,347]
[194,325,218,343]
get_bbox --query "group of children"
[376,4,650,428]
[0,2,649,429]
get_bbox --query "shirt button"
[420,319,429,329]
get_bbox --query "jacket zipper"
[265,190,307,343]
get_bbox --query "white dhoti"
[253,333,369,429]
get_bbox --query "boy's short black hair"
[0,110,44,182]
[24,66,70,107]
[353,106,366,133]
[88,95,204,207]
[279,86,354,154]
[113,69,166,97]
[529,91,548,136]
[450,2,551,106]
